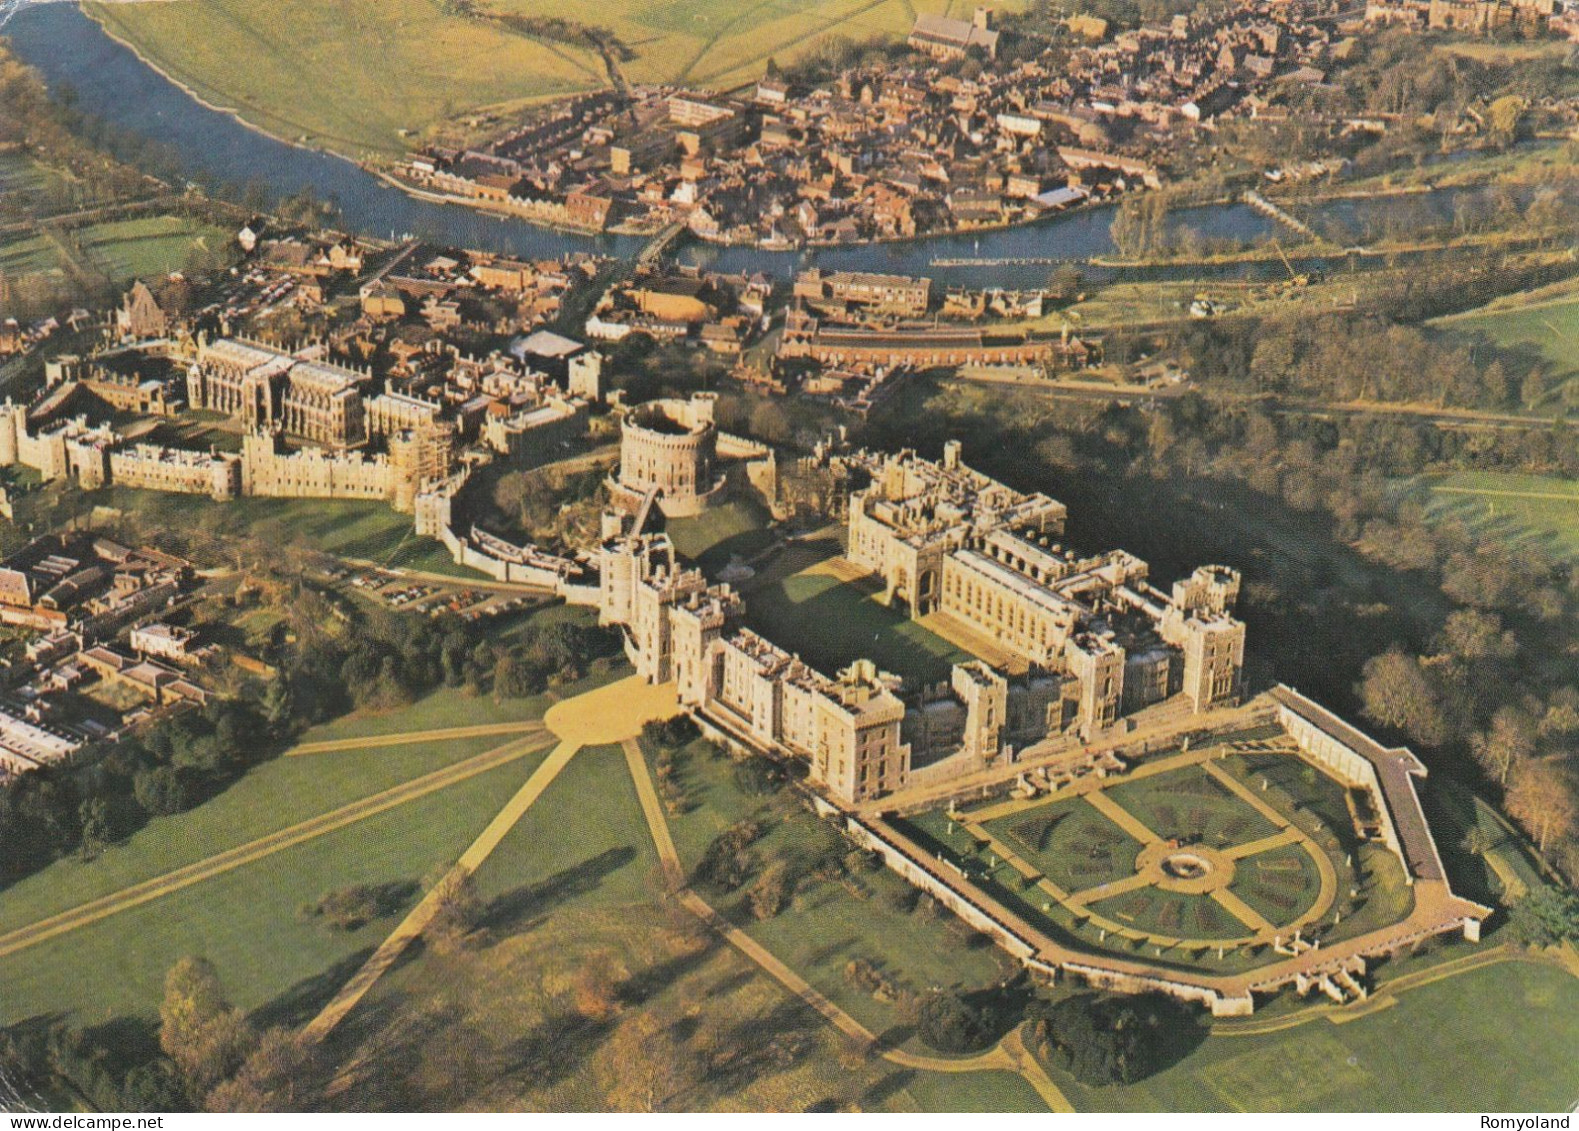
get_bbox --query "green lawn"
[88,0,607,156]
[1056,957,1579,1111]
[469,742,661,916]
[0,152,63,196]
[0,232,63,277]
[0,731,553,937]
[1398,472,1579,565]
[745,566,971,687]
[651,736,1015,1042]
[1090,886,1244,940]
[74,215,232,282]
[1432,286,1579,411]
[664,498,775,575]
[1228,843,1321,928]
[297,684,554,744]
[0,754,538,1027]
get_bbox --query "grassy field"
[0,684,567,937]
[0,232,64,278]
[0,753,540,1027]
[323,726,1045,1111]
[468,742,661,914]
[73,215,231,282]
[0,152,65,197]
[1059,957,1579,1111]
[652,736,1018,1041]
[0,215,229,286]
[87,0,607,157]
[74,484,478,576]
[87,0,1024,157]
[745,563,971,686]
[1397,471,1579,565]
[1431,280,1579,411]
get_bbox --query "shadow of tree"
[250,946,377,1033]
[479,846,638,936]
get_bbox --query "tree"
[134,765,191,817]
[205,1027,315,1112]
[1470,706,1536,787]
[425,868,483,953]
[1487,95,1526,146]
[1505,761,1577,855]
[492,650,539,701]
[1439,609,1516,664]
[78,797,112,861]
[1507,886,1579,948]
[747,863,792,920]
[1357,651,1446,746]
[1026,993,1187,1085]
[160,957,255,1093]
[915,990,992,1054]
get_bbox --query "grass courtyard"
[664,498,776,575]
[744,561,971,687]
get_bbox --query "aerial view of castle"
[0,0,1574,1117]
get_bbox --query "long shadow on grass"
[479,846,638,936]
[704,998,821,1095]
[250,946,378,1032]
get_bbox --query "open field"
[745,561,971,686]
[0,753,539,1027]
[1431,280,1579,410]
[1059,957,1579,1111]
[0,232,64,278]
[322,721,1046,1111]
[468,742,661,914]
[0,151,65,197]
[86,0,606,157]
[73,215,231,281]
[0,686,567,937]
[0,215,228,286]
[1398,471,1579,565]
[86,0,1025,158]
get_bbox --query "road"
[288,719,547,756]
[302,736,586,1043]
[0,733,554,961]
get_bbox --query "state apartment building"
[596,444,1247,806]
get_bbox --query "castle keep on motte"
[597,444,1246,805]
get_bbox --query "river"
[0,2,1504,289]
